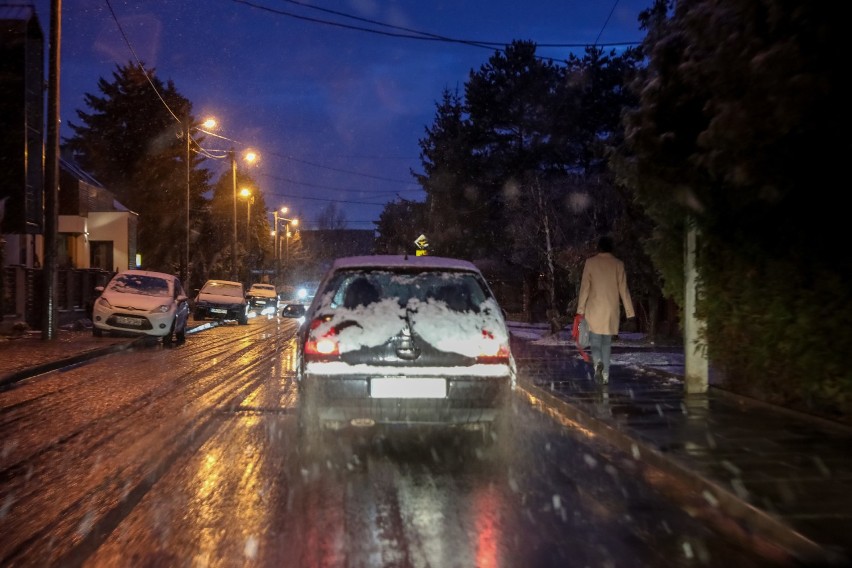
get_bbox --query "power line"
[258,172,423,195]
[230,0,640,50]
[265,150,414,184]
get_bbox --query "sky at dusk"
[29,0,651,231]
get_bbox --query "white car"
[92,270,190,343]
[296,255,516,446]
[246,283,279,315]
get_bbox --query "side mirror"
[95,285,104,293]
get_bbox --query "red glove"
[571,314,583,340]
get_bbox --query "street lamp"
[269,207,297,284]
[239,188,254,247]
[183,117,216,288]
[230,148,257,281]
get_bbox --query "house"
[0,4,44,268]
[0,5,138,326]
[58,156,138,272]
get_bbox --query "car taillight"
[476,329,510,364]
[304,317,340,358]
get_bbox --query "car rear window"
[326,270,489,312]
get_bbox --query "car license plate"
[371,378,446,399]
[211,308,227,314]
[116,316,142,326]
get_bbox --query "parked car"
[91,269,189,343]
[246,283,279,315]
[295,255,516,447]
[193,279,249,324]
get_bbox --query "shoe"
[594,362,603,382]
[601,370,609,384]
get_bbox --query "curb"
[0,337,145,391]
[0,322,217,391]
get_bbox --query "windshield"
[201,282,243,297]
[7,2,839,567]
[107,274,170,297]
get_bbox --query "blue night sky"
[30,0,650,229]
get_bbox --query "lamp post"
[270,206,288,284]
[183,117,216,289]
[281,217,298,268]
[240,188,254,246]
[230,148,238,280]
[229,149,257,281]
[269,208,297,284]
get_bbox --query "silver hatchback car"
[295,255,516,447]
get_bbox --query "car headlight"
[97,297,112,309]
[152,304,172,314]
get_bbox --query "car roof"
[330,255,481,273]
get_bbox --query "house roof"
[60,157,105,189]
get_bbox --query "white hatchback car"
[92,270,190,343]
[296,255,516,446]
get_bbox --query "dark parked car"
[193,279,248,324]
[295,255,516,447]
[246,283,279,314]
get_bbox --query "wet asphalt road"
[0,316,786,567]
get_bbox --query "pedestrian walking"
[574,236,635,384]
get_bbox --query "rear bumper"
[300,372,511,428]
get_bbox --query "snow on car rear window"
[312,270,508,357]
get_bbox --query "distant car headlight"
[297,288,307,300]
[97,297,112,309]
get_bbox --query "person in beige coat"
[576,236,635,384]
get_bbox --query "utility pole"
[42,0,61,340]
[230,149,238,281]
[184,117,191,288]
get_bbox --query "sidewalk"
[2,324,851,565]
[510,327,852,566]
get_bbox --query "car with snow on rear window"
[295,255,516,448]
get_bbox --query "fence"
[1,266,114,329]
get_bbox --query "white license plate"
[371,378,446,399]
[116,316,142,326]
[211,308,228,314]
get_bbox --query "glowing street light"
[230,148,257,280]
[270,207,297,283]
[239,187,254,247]
[182,117,217,288]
